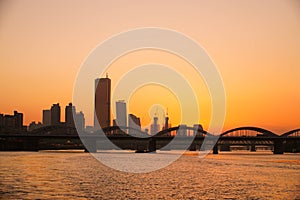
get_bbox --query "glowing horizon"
[1,0,299,134]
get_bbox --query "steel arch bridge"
[97,126,149,136]
[281,128,300,137]
[156,125,212,137]
[28,125,300,138]
[29,125,78,135]
[220,126,278,137]
[2,125,300,153]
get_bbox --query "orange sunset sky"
[0,0,299,134]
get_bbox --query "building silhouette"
[42,110,51,126]
[0,114,3,128]
[162,111,171,130]
[162,113,171,136]
[75,111,85,132]
[65,103,75,127]
[0,111,25,130]
[164,115,169,130]
[116,100,127,127]
[94,76,111,130]
[128,114,141,130]
[51,103,61,125]
[13,111,23,129]
[28,121,42,131]
[150,116,160,135]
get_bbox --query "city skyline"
[1,68,299,134]
[1,2,299,199]
[94,76,111,129]
[1,1,300,134]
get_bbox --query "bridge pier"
[273,139,284,154]
[250,144,256,152]
[189,144,197,151]
[148,138,156,152]
[213,144,218,154]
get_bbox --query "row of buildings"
[94,76,143,132]
[29,103,85,131]
[1,75,202,135]
[95,76,203,136]
[95,76,171,135]
[0,103,85,132]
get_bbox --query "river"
[0,151,299,199]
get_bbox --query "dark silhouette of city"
[0,76,299,153]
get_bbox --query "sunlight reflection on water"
[0,151,299,199]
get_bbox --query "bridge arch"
[29,125,77,135]
[97,126,149,137]
[281,128,300,137]
[156,126,212,137]
[221,126,278,137]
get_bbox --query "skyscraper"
[42,110,51,126]
[94,76,111,130]
[116,100,127,127]
[13,111,23,129]
[51,103,61,125]
[150,116,160,135]
[128,114,141,136]
[128,114,141,130]
[75,111,85,132]
[65,103,76,127]
[164,115,169,130]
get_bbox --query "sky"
[1,0,299,134]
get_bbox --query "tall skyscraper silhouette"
[128,114,141,136]
[42,110,51,126]
[65,103,75,127]
[13,111,23,129]
[75,111,85,132]
[150,115,160,135]
[94,75,111,130]
[128,114,141,130]
[116,100,127,127]
[164,110,169,130]
[50,103,61,125]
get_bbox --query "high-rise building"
[0,111,24,130]
[150,116,160,135]
[116,100,127,127]
[75,111,85,132]
[3,115,14,129]
[51,103,61,125]
[13,111,23,128]
[0,114,3,129]
[94,76,111,130]
[42,110,51,126]
[128,114,141,130]
[164,115,169,130]
[162,113,171,136]
[128,114,141,136]
[65,103,76,127]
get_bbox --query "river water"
[0,151,299,199]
